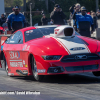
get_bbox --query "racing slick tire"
[3,56,8,75]
[92,71,100,76]
[31,56,44,81]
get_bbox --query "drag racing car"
[1,25,100,81]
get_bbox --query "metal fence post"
[30,3,32,26]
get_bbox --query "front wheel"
[31,57,44,81]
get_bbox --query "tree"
[5,0,23,7]
[13,0,23,6]
[5,0,14,7]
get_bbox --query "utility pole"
[30,3,32,26]
[23,0,26,12]
[96,0,99,11]
[45,0,48,10]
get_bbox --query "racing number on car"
[9,51,20,59]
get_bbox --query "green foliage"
[77,0,96,12]
[13,0,23,6]
[33,0,47,11]
[5,0,23,7]
[64,12,70,20]
[32,15,42,25]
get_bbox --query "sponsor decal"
[26,31,30,33]
[10,60,22,61]
[70,47,85,51]
[10,62,23,67]
[38,69,45,73]
[10,41,15,43]
[25,65,28,67]
[8,73,14,76]
[54,29,59,34]
[23,60,25,65]
[30,30,33,33]
[55,29,59,31]
[22,44,27,50]
[9,51,20,59]
[26,30,33,33]
[22,45,30,50]
[26,46,30,50]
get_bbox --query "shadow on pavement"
[9,73,100,84]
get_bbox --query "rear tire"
[31,56,44,81]
[92,71,100,76]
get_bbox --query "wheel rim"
[6,62,8,74]
[32,57,38,79]
[34,61,38,78]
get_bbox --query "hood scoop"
[54,25,75,38]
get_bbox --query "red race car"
[1,25,100,81]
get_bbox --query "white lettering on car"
[23,60,25,65]
[9,51,20,59]
[10,62,23,67]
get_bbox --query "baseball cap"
[81,6,87,11]
[13,5,20,9]
[54,4,60,8]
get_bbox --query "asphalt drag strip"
[0,68,100,100]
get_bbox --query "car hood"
[27,36,98,55]
[77,36,98,53]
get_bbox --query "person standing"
[96,9,100,19]
[50,4,66,25]
[75,6,94,37]
[6,5,26,33]
[71,3,81,30]
[0,14,6,27]
[91,12,98,30]
[41,14,48,25]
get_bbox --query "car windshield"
[24,26,81,42]
[24,27,56,42]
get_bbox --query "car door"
[3,31,24,72]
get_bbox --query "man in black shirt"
[41,14,48,25]
[0,14,6,27]
[50,4,66,25]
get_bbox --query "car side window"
[5,31,23,44]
